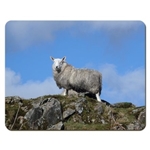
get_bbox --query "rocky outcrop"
[24,97,62,130]
[5,95,146,130]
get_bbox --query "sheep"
[50,56,102,102]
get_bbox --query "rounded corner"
[138,20,146,28]
[5,20,12,28]
[5,123,12,131]
[139,124,146,131]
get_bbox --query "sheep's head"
[50,56,66,73]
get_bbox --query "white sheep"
[50,56,102,102]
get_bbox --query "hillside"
[5,95,145,130]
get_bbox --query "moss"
[63,97,112,130]
[110,107,136,126]
[64,120,111,130]
[114,102,135,108]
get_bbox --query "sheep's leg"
[62,89,68,96]
[66,89,68,96]
[96,92,101,102]
[62,89,66,96]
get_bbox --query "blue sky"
[5,21,145,106]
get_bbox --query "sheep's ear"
[50,56,54,61]
[62,56,66,62]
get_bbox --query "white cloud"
[5,65,145,106]
[99,64,145,106]
[5,68,62,99]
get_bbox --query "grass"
[5,95,146,130]
[64,120,111,130]
[5,99,33,130]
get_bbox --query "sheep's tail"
[99,73,102,95]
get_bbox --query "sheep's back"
[69,68,102,93]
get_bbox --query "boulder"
[75,98,86,114]
[24,97,63,130]
[48,122,64,130]
[63,108,75,119]
[5,96,22,104]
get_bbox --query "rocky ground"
[5,94,146,130]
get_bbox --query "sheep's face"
[50,56,66,73]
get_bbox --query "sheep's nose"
[56,66,58,69]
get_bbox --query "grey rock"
[28,107,43,129]
[75,98,86,114]
[17,116,24,124]
[132,106,145,114]
[48,122,64,130]
[21,106,28,112]
[40,97,52,106]
[42,98,62,127]
[132,107,146,130]
[24,108,35,120]
[127,123,135,130]
[61,89,79,97]
[13,96,22,102]
[94,103,103,115]
[68,102,76,107]
[61,89,90,98]
[138,110,146,123]
[32,97,44,108]
[5,96,22,104]
[127,121,145,130]
[77,98,86,103]
[75,103,83,114]
[63,108,75,119]
[101,119,106,124]
[5,97,12,104]
[32,103,40,108]
[24,98,62,129]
